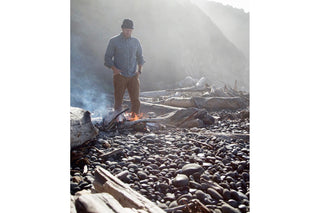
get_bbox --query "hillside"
[194,0,250,59]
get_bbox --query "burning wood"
[103,108,129,131]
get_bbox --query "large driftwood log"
[70,107,99,148]
[140,90,172,97]
[75,193,137,213]
[164,108,214,127]
[93,167,165,213]
[163,96,247,111]
[123,100,184,115]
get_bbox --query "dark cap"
[121,19,134,29]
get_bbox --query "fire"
[124,112,145,121]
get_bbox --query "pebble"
[230,190,241,201]
[172,174,189,187]
[207,188,223,200]
[195,190,207,200]
[181,163,204,176]
[227,199,238,208]
[238,204,247,213]
[137,171,148,180]
[220,203,241,213]
[223,189,231,200]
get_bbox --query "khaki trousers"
[113,74,140,114]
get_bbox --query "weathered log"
[139,86,210,98]
[70,107,99,148]
[163,97,195,108]
[140,90,172,97]
[163,96,247,111]
[93,167,165,213]
[70,196,77,213]
[75,193,136,213]
[123,99,184,115]
[176,111,198,127]
[164,108,213,128]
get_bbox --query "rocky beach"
[70,107,249,213]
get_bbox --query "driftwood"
[163,96,247,111]
[139,86,210,98]
[117,108,214,129]
[104,108,130,130]
[93,167,165,213]
[70,107,99,148]
[123,99,184,115]
[75,193,137,213]
[140,90,172,97]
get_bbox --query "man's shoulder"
[109,34,121,42]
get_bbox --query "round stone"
[223,189,231,200]
[238,204,247,213]
[137,171,148,180]
[230,190,241,201]
[227,199,238,208]
[208,188,223,200]
[181,163,204,176]
[195,190,207,201]
[172,174,189,187]
[220,203,241,213]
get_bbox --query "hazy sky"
[209,0,249,12]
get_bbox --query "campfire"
[124,112,145,122]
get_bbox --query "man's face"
[122,28,133,38]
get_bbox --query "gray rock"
[227,199,238,208]
[172,174,189,187]
[181,163,204,176]
[230,190,241,201]
[221,203,241,213]
[137,171,148,180]
[238,204,247,213]
[237,191,248,201]
[223,189,231,200]
[195,190,207,201]
[208,188,223,200]
[189,181,202,189]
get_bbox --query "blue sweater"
[104,33,145,77]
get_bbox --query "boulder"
[70,107,98,148]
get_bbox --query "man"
[104,19,145,116]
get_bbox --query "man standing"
[104,19,145,115]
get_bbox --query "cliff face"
[71,0,249,109]
[194,0,250,59]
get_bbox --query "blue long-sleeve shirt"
[104,33,145,77]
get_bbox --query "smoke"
[71,0,249,113]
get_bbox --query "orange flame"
[124,112,145,121]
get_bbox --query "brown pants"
[113,74,140,114]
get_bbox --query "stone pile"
[70,109,249,213]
